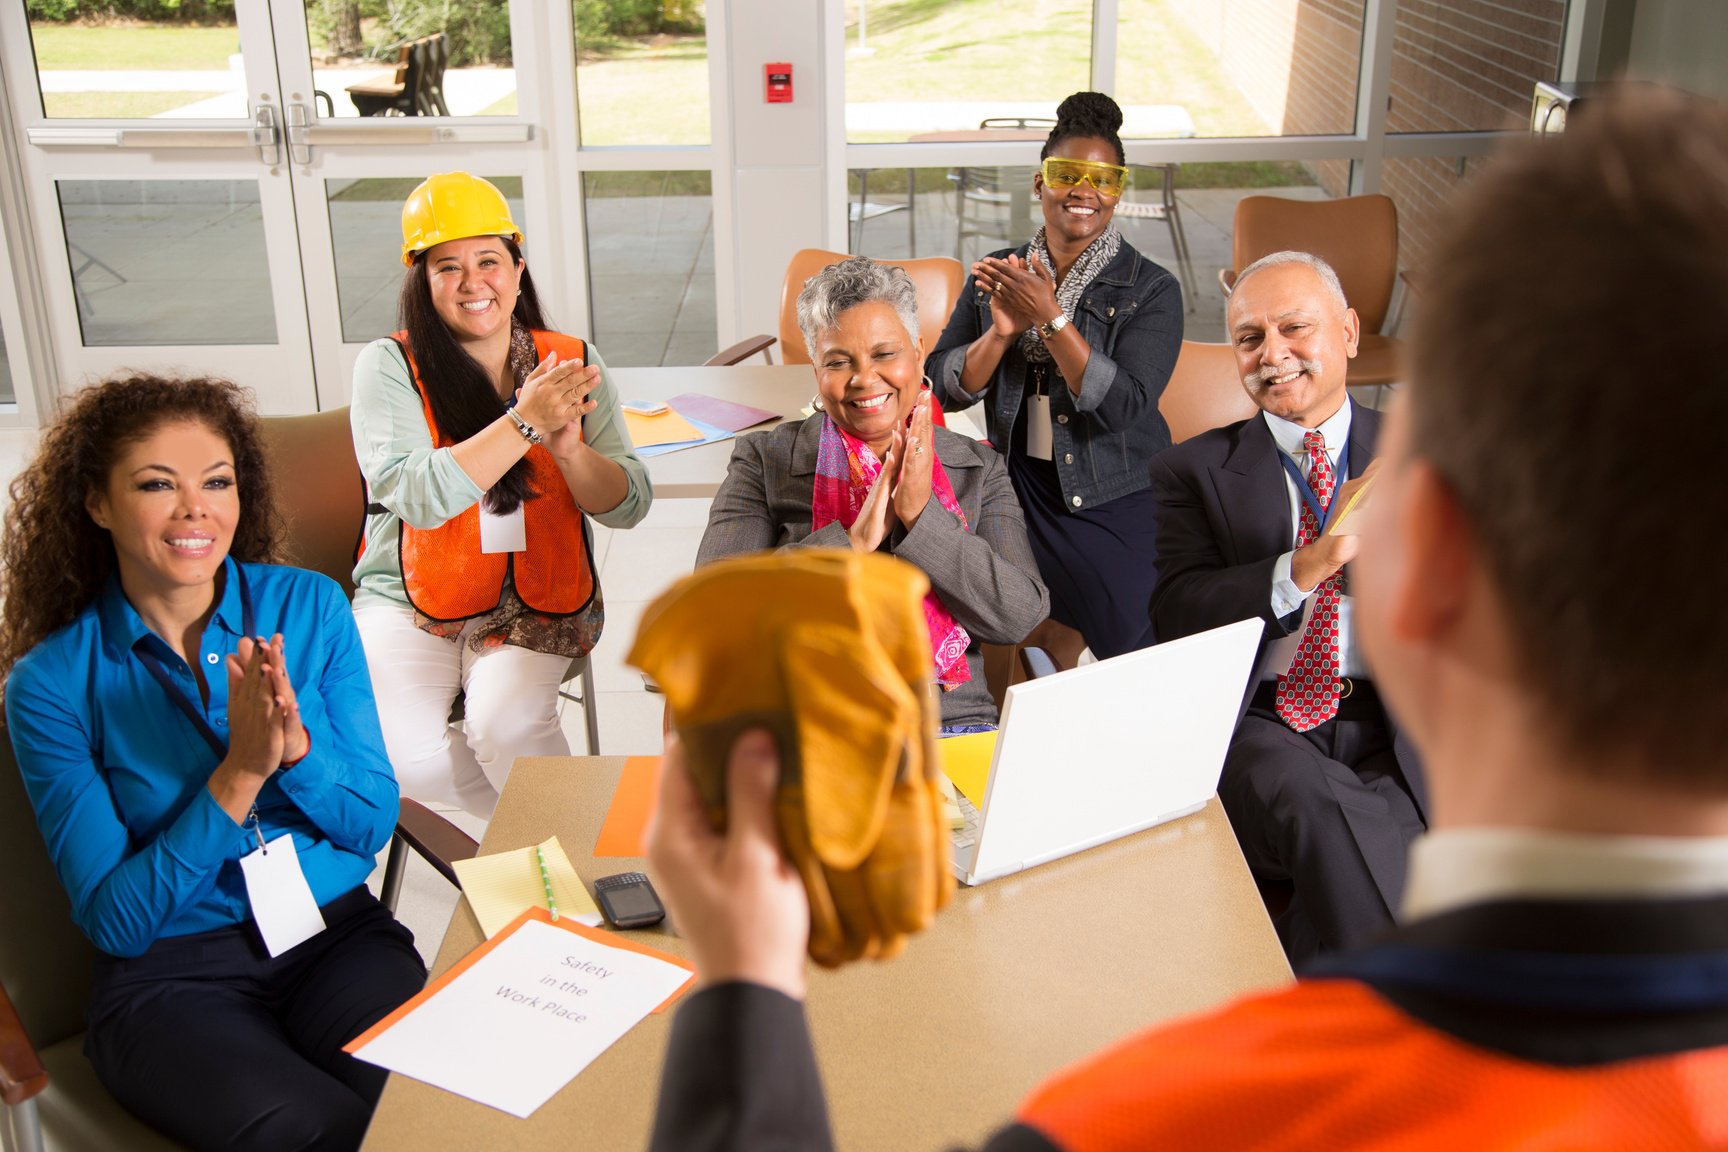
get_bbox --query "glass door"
[2,0,563,413]
[265,0,560,408]
[3,1,315,412]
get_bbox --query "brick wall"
[1165,0,1362,139]
[1160,0,1564,275]
[1380,1,1564,272]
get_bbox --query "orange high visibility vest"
[389,328,595,623]
[1017,979,1728,1150]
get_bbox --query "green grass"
[1114,0,1275,139]
[41,91,211,118]
[329,176,524,202]
[28,22,239,70]
[583,171,711,199]
[574,36,710,146]
[1173,161,1314,189]
[843,0,1092,142]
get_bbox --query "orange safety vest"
[1016,979,1728,1150]
[386,328,595,623]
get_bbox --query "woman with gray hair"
[696,256,1048,730]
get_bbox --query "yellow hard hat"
[399,171,524,267]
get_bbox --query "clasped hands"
[224,634,308,779]
[512,351,600,457]
[972,251,1062,339]
[849,391,936,553]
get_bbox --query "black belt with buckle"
[1251,676,1383,721]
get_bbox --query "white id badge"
[479,503,528,553]
[1026,393,1054,461]
[239,834,327,957]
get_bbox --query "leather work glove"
[628,549,954,968]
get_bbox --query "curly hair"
[1042,91,1126,166]
[0,374,284,687]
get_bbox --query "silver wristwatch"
[1039,313,1070,340]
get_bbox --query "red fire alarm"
[765,63,793,104]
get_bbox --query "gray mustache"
[1244,359,1323,387]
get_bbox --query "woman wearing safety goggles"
[925,91,1185,669]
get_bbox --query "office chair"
[1219,194,1405,388]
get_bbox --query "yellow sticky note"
[451,835,602,939]
[623,408,704,449]
[937,730,998,808]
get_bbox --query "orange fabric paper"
[594,755,663,857]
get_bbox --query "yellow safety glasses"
[1041,157,1130,198]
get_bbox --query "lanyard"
[132,564,256,762]
[1278,438,1350,532]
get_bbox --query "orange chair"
[1158,340,1257,445]
[777,249,964,365]
[1219,194,1405,389]
[776,249,964,426]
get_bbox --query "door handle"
[287,102,312,165]
[253,104,281,166]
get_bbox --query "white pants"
[354,603,572,818]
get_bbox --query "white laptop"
[950,617,1262,886]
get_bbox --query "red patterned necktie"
[1276,430,1341,731]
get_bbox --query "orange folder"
[595,755,663,857]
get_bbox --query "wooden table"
[362,757,1290,1151]
[610,364,813,499]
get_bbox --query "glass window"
[572,1,710,145]
[57,180,276,346]
[0,319,13,406]
[843,0,1093,143]
[1378,152,1489,276]
[26,12,246,120]
[326,176,525,344]
[1115,0,1365,138]
[583,172,714,366]
[1388,1,1566,133]
[304,1,517,117]
[849,160,1326,342]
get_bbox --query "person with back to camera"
[643,87,1728,1150]
[926,91,1184,669]
[1,375,425,1152]
[698,255,1048,733]
[350,171,651,819]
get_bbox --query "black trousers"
[85,888,426,1152]
[1221,689,1425,966]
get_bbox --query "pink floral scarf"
[810,414,973,689]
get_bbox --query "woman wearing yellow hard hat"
[349,171,651,817]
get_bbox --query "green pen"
[535,845,559,922]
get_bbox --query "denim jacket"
[926,241,1184,509]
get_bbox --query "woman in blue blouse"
[0,375,425,1152]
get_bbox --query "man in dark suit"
[1147,252,1425,962]
[641,86,1728,1151]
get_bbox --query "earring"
[810,394,825,412]
[921,375,934,391]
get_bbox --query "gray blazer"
[697,416,1050,728]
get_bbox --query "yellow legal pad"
[622,408,704,449]
[937,730,998,809]
[450,835,602,939]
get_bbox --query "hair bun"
[1055,91,1124,136]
